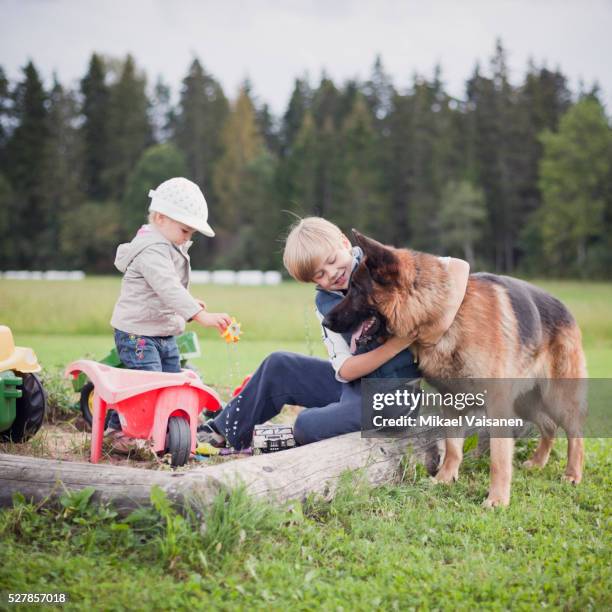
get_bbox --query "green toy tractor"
[0,325,47,443]
[71,331,202,427]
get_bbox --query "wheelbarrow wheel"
[166,416,191,467]
[80,382,112,430]
[1,373,47,443]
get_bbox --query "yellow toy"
[221,317,242,343]
[0,325,47,442]
[196,442,221,456]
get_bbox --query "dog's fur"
[324,231,587,507]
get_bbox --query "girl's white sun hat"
[148,177,215,237]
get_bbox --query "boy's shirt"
[315,247,363,382]
[110,224,201,337]
[315,248,468,383]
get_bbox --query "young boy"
[108,177,232,442]
[198,217,469,450]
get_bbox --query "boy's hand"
[194,310,232,332]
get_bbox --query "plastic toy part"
[221,317,242,343]
[196,442,221,456]
[65,360,222,467]
[1,373,47,442]
[70,330,201,393]
[0,326,46,442]
[0,325,41,374]
[195,443,253,457]
[0,371,21,433]
[252,424,296,453]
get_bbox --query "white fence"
[192,270,282,286]
[1,270,283,286]
[1,270,85,280]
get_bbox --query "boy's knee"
[261,351,296,375]
[293,410,318,445]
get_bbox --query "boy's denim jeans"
[108,330,182,429]
[212,351,362,448]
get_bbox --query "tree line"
[1,41,611,277]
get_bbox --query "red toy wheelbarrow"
[65,360,222,467]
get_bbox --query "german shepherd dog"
[323,231,587,507]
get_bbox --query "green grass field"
[1,277,611,379]
[1,440,610,609]
[0,277,611,608]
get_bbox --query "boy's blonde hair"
[283,217,346,282]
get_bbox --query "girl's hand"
[195,311,232,332]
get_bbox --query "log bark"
[0,432,441,513]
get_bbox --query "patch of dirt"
[1,405,303,470]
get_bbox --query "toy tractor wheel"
[79,382,95,426]
[79,382,112,429]
[166,416,191,467]
[1,373,46,443]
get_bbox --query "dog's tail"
[549,321,587,379]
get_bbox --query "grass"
[0,439,610,609]
[0,278,322,340]
[0,277,611,608]
[1,277,611,378]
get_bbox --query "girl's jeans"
[108,329,181,429]
[212,351,362,449]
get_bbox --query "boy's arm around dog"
[417,257,470,346]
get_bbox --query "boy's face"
[311,238,354,291]
[155,214,196,246]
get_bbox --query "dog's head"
[323,230,418,340]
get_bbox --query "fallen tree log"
[0,432,441,513]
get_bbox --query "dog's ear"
[352,230,397,266]
[352,229,398,282]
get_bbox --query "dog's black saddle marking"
[474,273,574,346]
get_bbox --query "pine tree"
[0,67,12,266]
[284,110,319,215]
[465,41,523,272]
[213,87,265,229]
[363,55,395,121]
[539,98,612,276]
[281,78,311,155]
[336,94,387,236]
[173,59,228,197]
[515,63,573,270]
[0,66,11,163]
[41,79,84,268]
[4,61,49,268]
[122,143,188,235]
[104,55,152,200]
[151,77,174,143]
[385,91,415,245]
[80,54,110,200]
[256,102,280,156]
[438,180,487,265]
[0,173,15,267]
[311,75,342,129]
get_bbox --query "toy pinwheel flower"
[221,317,242,343]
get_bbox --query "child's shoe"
[196,420,226,448]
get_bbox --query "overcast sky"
[2,0,611,114]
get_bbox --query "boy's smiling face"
[311,238,354,291]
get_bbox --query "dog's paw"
[482,495,510,509]
[432,466,459,484]
[522,458,542,470]
[562,472,582,485]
